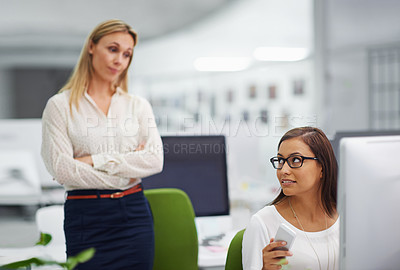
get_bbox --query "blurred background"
[0,0,399,266]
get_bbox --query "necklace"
[288,198,335,270]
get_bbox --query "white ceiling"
[0,0,313,72]
[133,0,313,76]
[3,0,399,71]
[0,0,234,49]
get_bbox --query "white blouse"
[41,88,164,191]
[242,205,339,270]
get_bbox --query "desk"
[196,212,248,270]
[199,266,224,270]
[199,246,226,269]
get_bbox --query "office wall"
[129,58,316,211]
[0,46,78,119]
[323,0,400,134]
[0,69,13,118]
[0,68,72,119]
[12,68,71,118]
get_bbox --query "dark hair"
[269,126,338,217]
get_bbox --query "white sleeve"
[41,97,130,189]
[242,214,270,270]
[91,98,164,178]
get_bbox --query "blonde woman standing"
[41,19,163,269]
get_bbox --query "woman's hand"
[262,238,293,270]
[135,142,145,151]
[75,155,93,166]
[76,156,137,185]
[128,178,137,185]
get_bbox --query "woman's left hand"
[75,155,94,166]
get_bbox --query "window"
[368,46,400,129]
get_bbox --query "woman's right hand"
[135,142,145,151]
[262,238,293,270]
[128,178,138,185]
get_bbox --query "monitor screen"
[338,135,400,269]
[142,135,229,217]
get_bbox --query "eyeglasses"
[270,155,318,169]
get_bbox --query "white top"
[242,205,339,270]
[41,88,163,191]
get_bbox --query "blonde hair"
[60,19,137,111]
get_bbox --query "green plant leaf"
[65,256,77,269]
[0,247,95,270]
[65,248,95,270]
[75,248,95,263]
[35,232,52,246]
[1,257,39,268]
[1,257,59,269]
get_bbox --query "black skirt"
[64,185,154,270]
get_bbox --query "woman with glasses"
[242,127,339,270]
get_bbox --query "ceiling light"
[253,47,309,61]
[194,57,252,72]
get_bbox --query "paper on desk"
[205,245,227,253]
[198,245,227,267]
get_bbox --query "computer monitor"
[338,135,400,269]
[142,135,229,217]
[332,130,400,162]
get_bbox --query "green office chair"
[144,188,198,270]
[225,229,245,270]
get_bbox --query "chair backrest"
[225,229,245,270]
[144,188,198,270]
